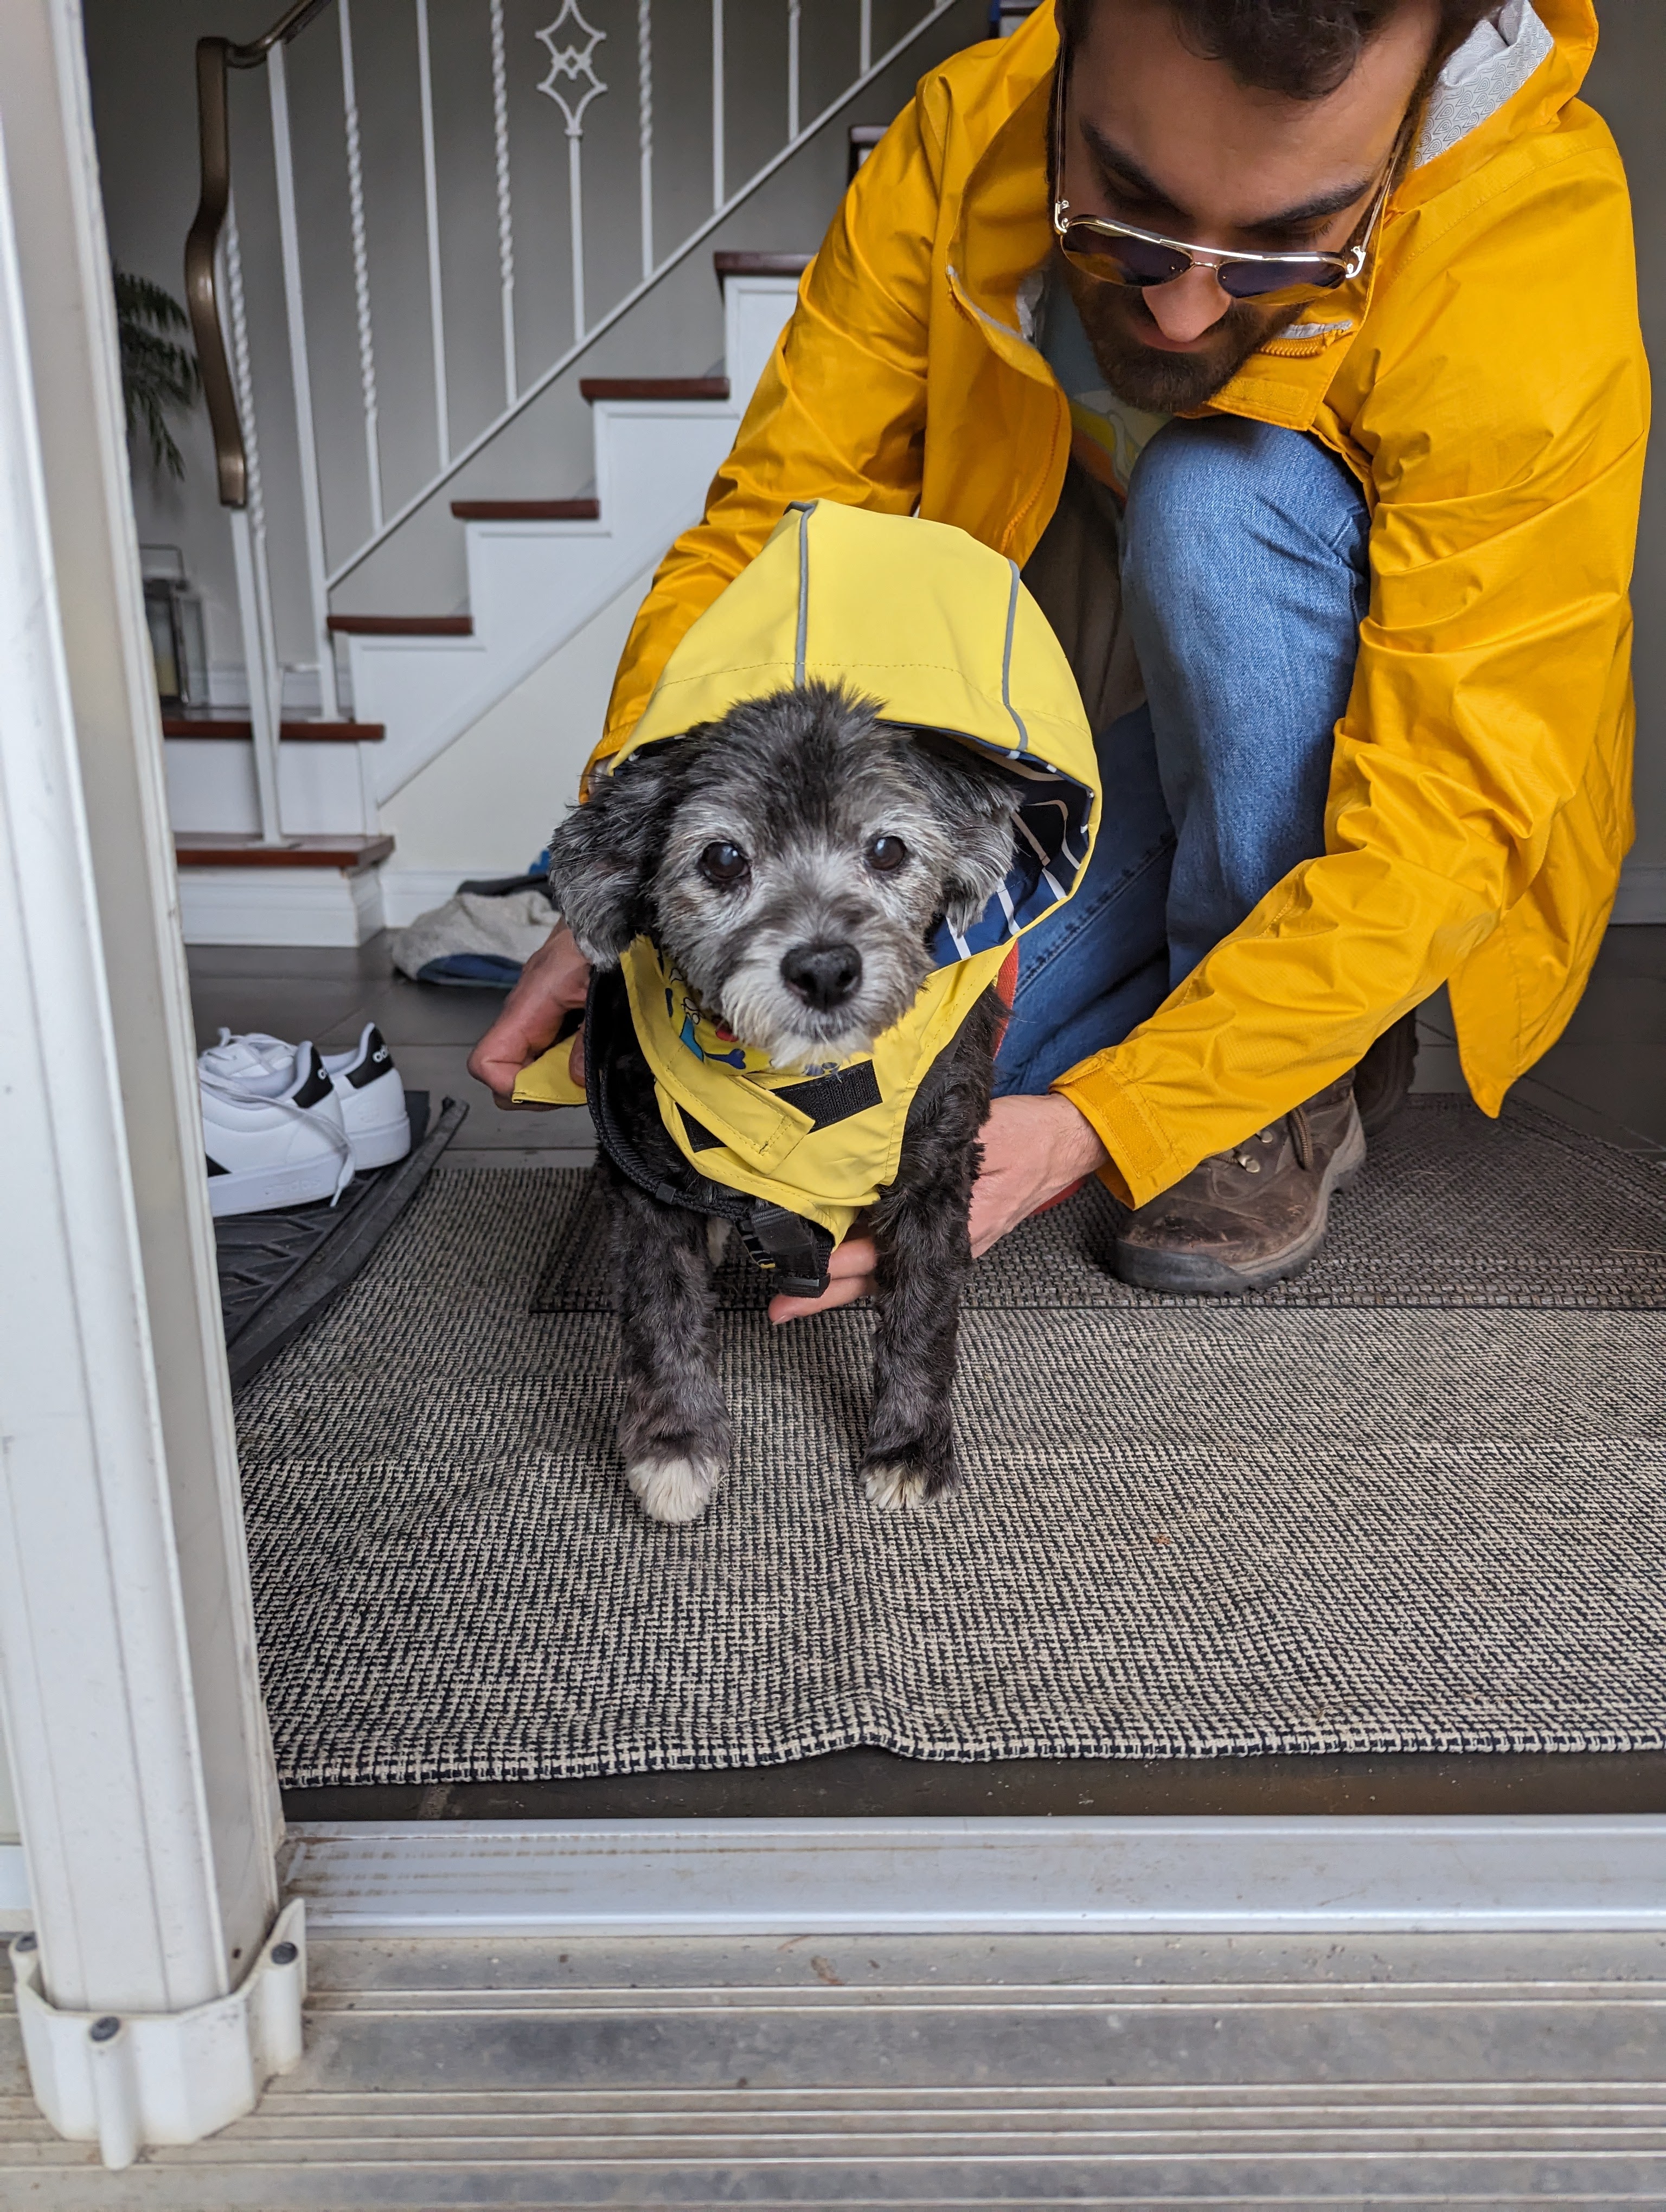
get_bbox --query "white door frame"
[0,0,296,2166]
[0,0,1660,2175]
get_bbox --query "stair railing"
[186,1,971,790]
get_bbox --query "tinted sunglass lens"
[1062,227,1188,289]
[1219,258,1345,299]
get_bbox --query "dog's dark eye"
[866,835,909,873]
[698,840,749,887]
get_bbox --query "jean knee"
[1124,416,1366,619]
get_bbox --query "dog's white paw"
[864,1458,932,1513]
[705,1216,732,1267]
[627,1452,721,1524]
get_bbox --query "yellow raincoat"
[587,0,1648,1209]
[520,500,1099,1280]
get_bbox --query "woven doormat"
[536,1095,1666,1311]
[236,1096,1666,1787]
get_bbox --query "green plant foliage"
[114,267,201,479]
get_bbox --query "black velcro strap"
[774,1059,881,1130]
[680,1108,724,1153]
[735,1203,835,1298]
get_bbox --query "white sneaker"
[201,1021,411,1173]
[322,1022,411,1171]
[200,1040,355,1218]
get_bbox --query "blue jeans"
[996,415,1370,1095]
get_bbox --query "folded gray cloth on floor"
[390,889,557,983]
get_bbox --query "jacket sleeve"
[584,83,948,787]
[1054,131,1649,1208]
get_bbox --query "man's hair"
[1058,0,1502,101]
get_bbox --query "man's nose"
[1143,266,1234,343]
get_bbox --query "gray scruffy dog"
[547,679,1021,1525]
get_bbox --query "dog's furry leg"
[860,993,999,1512]
[604,1163,731,1524]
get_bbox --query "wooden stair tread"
[162,716,385,742]
[713,252,810,281]
[451,497,600,522]
[326,614,473,636]
[579,376,729,403]
[174,832,394,872]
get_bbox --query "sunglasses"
[1051,51,1401,310]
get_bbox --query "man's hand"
[766,1092,1110,1323]
[466,922,592,1105]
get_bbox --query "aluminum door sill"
[279,1816,1666,1938]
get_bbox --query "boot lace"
[1226,1105,1313,1177]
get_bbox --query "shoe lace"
[199,1026,293,1083]
[198,1057,354,1205]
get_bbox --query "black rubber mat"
[216,1091,466,1385]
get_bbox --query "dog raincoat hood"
[518,500,1100,1289]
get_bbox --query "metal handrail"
[184,0,334,509]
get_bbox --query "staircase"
[170,261,805,948]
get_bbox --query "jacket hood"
[616,499,1101,965]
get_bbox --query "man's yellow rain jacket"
[521,500,1098,1276]
[585,0,1648,1210]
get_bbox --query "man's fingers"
[769,1272,872,1323]
[466,1016,586,1109]
[768,1234,876,1322]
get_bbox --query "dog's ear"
[546,742,691,966]
[918,745,1022,939]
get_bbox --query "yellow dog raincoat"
[516,499,1100,1291]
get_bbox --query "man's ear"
[546,742,690,966]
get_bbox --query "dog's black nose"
[781,941,862,1011]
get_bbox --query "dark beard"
[1061,255,1286,413]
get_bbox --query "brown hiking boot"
[1113,1075,1366,1295]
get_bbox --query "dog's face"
[549,682,1020,1067]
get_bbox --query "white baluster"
[536,3,607,347]
[414,0,450,469]
[266,43,339,721]
[637,0,653,281]
[222,198,283,845]
[490,0,517,408]
[860,0,872,75]
[787,0,800,140]
[338,0,383,536]
[710,0,725,210]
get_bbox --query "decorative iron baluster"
[637,0,653,280]
[223,198,284,841]
[414,0,451,467]
[266,40,339,717]
[491,0,516,406]
[710,0,725,210]
[536,0,607,346]
[338,0,383,533]
[787,0,800,141]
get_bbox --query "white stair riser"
[163,740,378,839]
[351,276,800,808]
[177,867,385,949]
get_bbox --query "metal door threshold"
[7,1928,1666,2203]
[279,1816,1666,1938]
